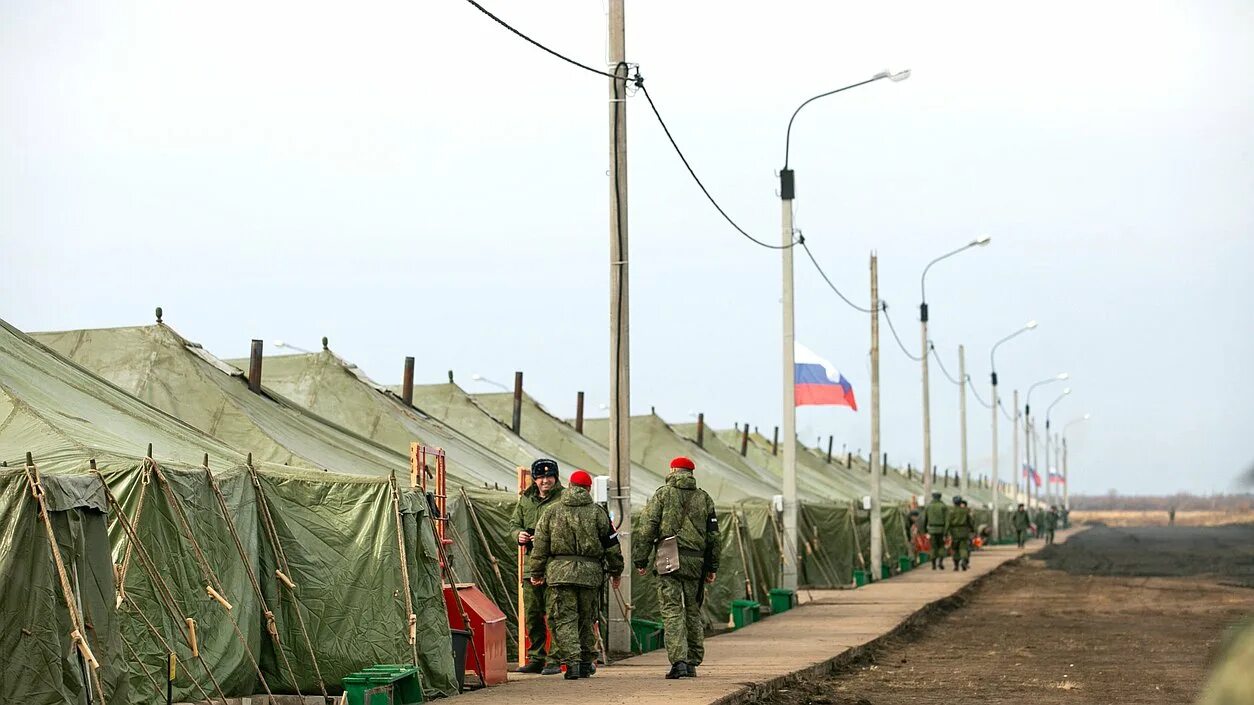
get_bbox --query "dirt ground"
[756,526,1254,705]
[1072,509,1254,527]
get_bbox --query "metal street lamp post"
[778,68,909,591]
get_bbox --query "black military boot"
[665,662,688,679]
[515,659,544,674]
[685,663,698,678]
[541,663,562,676]
[564,663,581,680]
[579,661,596,678]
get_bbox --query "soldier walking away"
[633,456,719,680]
[1012,503,1031,548]
[529,470,624,681]
[1168,504,1177,526]
[1044,505,1059,544]
[511,459,565,675]
[946,496,975,571]
[924,491,949,570]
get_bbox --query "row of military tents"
[0,315,1020,704]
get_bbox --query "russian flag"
[794,342,857,410]
[1023,464,1041,487]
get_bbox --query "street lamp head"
[1025,320,1039,330]
[889,69,912,82]
[471,373,484,381]
[1057,372,1070,381]
[273,340,285,348]
[1083,413,1092,420]
[1062,387,1072,395]
[971,235,992,247]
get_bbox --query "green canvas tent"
[2,318,457,703]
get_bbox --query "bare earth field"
[755,526,1254,705]
[1072,509,1254,527]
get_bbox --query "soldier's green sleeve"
[632,490,664,569]
[944,510,953,534]
[704,493,720,574]
[601,511,625,577]
[530,511,551,580]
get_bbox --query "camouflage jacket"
[924,499,949,533]
[632,470,720,580]
[510,482,563,573]
[1043,511,1058,530]
[1012,509,1031,530]
[945,505,975,537]
[530,486,624,588]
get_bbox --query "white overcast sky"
[3,1,1252,495]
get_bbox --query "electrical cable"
[459,0,619,79]
[968,378,993,409]
[798,238,874,313]
[636,79,795,250]
[929,343,963,386]
[881,303,924,361]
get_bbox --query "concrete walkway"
[456,530,1076,705]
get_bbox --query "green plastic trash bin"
[853,569,869,587]
[630,618,664,654]
[768,588,797,614]
[343,665,423,705]
[730,599,761,629]
[918,551,930,564]
[881,564,892,580]
[898,556,912,572]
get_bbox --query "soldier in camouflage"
[924,491,949,570]
[1044,505,1059,544]
[510,458,564,674]
[945,496,975,571]
[1012,503,1031,548]
[633,456,719,680]
[530,470,624,680]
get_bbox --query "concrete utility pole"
[1011,388,1020,504]
[918,237,989,503]
[606,0,631,654]
[778,69,909,592]
[869,253,883,581]
[990,321,1037,539]
[958,344,969,494]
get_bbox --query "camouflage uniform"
[924,498,949,568]
[1011,508,1031,547]
[1043,509,1058,544]
[632,470,719,669]
[510,481,564,666]
[945,503,975,569]
[530,485,624,671]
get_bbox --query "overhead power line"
[459,0,618,79]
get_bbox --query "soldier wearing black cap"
[510,459,564,674]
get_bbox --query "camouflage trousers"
[521,580,551,664]
[949,533,971,563]
[657,575,704,666]
[927,533,946,563]
[545,585,599,666]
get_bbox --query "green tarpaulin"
[2,318,458,703]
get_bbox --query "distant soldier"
[530,470,624,680]
[924,491,949,570]
[1012,503,1031,548]
[633,456,719,680]
[510,458,564,674]
[1168,505,1177,526]
[946,496,975,571]
[1044,505,1059,544]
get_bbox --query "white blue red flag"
[794,342,858,410]
[1023,463,1042,487]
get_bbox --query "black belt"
[679,548,705,558]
